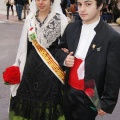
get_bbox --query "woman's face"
[36,0,51,12]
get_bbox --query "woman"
[4,0,14,19]
[9,0,68,120]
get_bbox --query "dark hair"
[51,0,54,3]
[95,0,104,7]
[76,0,104,7]
[71,0,76,4]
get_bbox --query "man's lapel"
[73,23,82,54]
[86,35,101,58]
[86,19,105,59]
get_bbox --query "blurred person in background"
[23,0,30,19]
[14,0,24,21]
[4,0,14,19]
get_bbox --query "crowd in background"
[61,0,120,23]
[101,1,120,23]
[4,0,120,23]
[4,0,31,21]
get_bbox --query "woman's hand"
[61,48,69,53]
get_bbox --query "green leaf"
[4,82,10,85]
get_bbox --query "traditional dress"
[9,11,68,120]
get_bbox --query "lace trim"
[35,13,61,48]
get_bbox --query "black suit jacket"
[60,19,120,113]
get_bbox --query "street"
[0,21,120,120]
[0,22,23,120]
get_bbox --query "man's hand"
[65,52,75,67]
[98,109,106,116]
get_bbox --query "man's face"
[36,0,51,12]
[77,0,102,24]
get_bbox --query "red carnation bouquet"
[2,66,20,85]
[84,79,101,110]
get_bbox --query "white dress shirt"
[75,18,100,80]
[75,18,100,59]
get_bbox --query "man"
[23,0,29,19]
[69,0,81,21]
[59,0,120,120]
[14,0,24,21]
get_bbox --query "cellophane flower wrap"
[84,79,101,110]
[2,66,20,85]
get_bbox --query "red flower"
[30,27,33,31]
[85,88,94,97]
[84,79,95,89]
[2,66,20,85]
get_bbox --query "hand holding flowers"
[2,66,20,85]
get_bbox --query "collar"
[82,17,100,30]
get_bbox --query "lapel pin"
[97,47,101,51]
[92,44,96,50]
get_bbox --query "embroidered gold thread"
[32,40,65,82]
